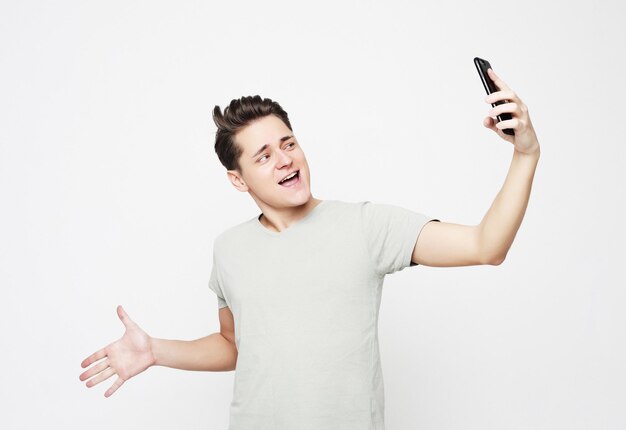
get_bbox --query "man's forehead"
[238,116,293,155]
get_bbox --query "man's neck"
[258,198,322,233]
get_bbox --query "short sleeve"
[360,201,440,275]
[208,246,229,309]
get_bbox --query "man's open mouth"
[278,170,300,187]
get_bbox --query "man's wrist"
[149,337,160,367]
[515,142,541,158]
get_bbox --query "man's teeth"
[280,172,298,183]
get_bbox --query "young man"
[80,68,540,429]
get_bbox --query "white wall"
[1,0,624,429]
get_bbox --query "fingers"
[79,358,109,381]
[483,116,515,142]
[488,102,520,118]
[487,68,509,91]
[84,366,116,388]
[494,117,520,131]
[80,358,127,397]
[81,348,106,368]
[486,68,522,105]
[486,89,518,105]
[104,377,125,398]
[483,74,528,139]
[117,305,133,328]
[485,99,529,136]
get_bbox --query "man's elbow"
[486,253,506,266]
[478,246,507,265]
[477,239,507,266]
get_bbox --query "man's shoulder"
[313,199,372,227]
[213,216,257,249]
[322,198,367,211]
[329,199,375,218]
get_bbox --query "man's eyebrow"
[251,135,294,159]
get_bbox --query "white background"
[1,0,625,429]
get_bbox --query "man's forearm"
[478,144,540,263]
[151,333,238,372]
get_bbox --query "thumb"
[484,116,504,135]
[117,305,133,328]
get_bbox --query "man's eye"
[259,154,269,162]
[287,142,295,148]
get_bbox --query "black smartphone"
[473,57,515,136]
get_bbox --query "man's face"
[227,114,312,209]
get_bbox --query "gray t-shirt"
[209,199,439,430]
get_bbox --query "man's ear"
[227,170,248,192]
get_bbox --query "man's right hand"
[79,305,156,397]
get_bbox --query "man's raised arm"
[412,67,540,268]
[476,68,540,263]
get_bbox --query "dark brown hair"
[213,95,293,173]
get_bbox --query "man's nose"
[276,149,293,167]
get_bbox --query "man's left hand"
[483,68,540,156]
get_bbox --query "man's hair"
[213,95,293,173]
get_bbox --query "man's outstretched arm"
[412,68,540,267]
[79,305,238,397]
[151,305,237,372]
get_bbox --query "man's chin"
[250,188,311,209]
